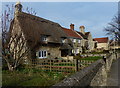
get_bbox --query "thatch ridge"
[16,12,67,44]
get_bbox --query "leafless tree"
[104,14,120,45]
[1,4,37,71]
[2,31,30,71]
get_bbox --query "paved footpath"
[107,58,120,87]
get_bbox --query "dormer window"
[43,36,47,41]
[41,35,48,42]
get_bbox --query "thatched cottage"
[9,2,73,61]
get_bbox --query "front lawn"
[74,55,102,61]
[2,68,71,86]
[80,56,102,61]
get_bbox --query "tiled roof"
[62,27,82,39]
[76,31,87,39]
[93,37,109,43]
[85,32,90,39]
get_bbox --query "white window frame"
[38,50,47,59]
[62,39,65,43]
[42,36,47,42]
[73,39,76,43]
[75,49,79,54]
[78,40,81,43]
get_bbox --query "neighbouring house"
[93,37,109,50]
[62,24,96,54]
[77,26,95,52]
[85,32,95,51]
[109,40,120,50]
[62,24,83,55]
[9,2,73,62]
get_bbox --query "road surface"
[107,58,119,87]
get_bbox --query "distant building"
[62,24,96,54]
[109,40,120,50]
[93,37,109,50]
[62,24,82,55]
[77,26,95,52]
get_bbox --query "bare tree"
[104,13,120,45]
[2,31,30,71]
[1,4,37,71]
[104,2,120,42]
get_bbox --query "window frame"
[73,39,76,43]
[38,50,47,59]
[41,35,48,42]
[78,40,81,43]
[62,38,66,43]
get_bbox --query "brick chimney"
[15,1,22,18]
[15,1,22,12]
[80,26,85,34]
[70,24,74,30]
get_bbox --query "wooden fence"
[31,59,95,73]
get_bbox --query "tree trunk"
[7,63,14,71]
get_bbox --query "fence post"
[50,59,51,72]
[75,59,78,72]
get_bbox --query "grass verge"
[2,68,71,86]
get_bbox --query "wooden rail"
[31,59,95,73]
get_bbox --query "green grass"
[74,55,102,61]
[2,68,71,86]
[80,56,102,61]
[89,52,104,54]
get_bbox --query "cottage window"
[43,37,47,41]
[62,39,65,43]
[73,39,76,43]
[75,49,79,54]
[78,40,81,43]
[42,36,47,42]
[38,50,47,58]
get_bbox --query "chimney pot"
[15,1,22,12]
[80,26,85,34]
[70,23,74,30]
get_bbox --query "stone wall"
[52,53,117,87]
[52,59,104,87]
[90,64,107,86]
[91,53,119,86]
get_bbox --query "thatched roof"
[9,11,73,50]
[16,12,67,44]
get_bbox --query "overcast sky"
[2,2,118,38]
